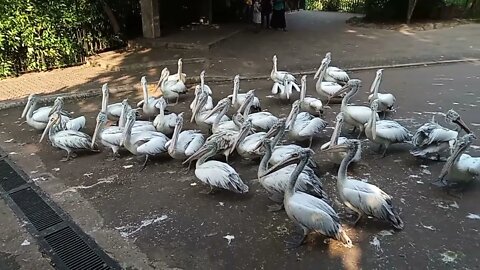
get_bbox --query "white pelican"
[323,52,349,85]
[167,58,186,83]
[336,79,378,138]
[204,97,241,134]
[271,55,300,100]
[368,69,396,115]
[233,119,283,160]
[410,110,472,160]
[365,99,412,157]
[21,94,66,130]
[166,112,204,160]
[321,112,362,165]
[229,75,261,113]
[435,133,479,188]
[285,100,328,147]
[137,76,163,119]
[101,83,123,121]
[327,140,404,229]
[122,111,169,169]
[118,99,155,132]
[47,97,85,132]
[240,90,278,132]
[199,70,213,95]
[257,139,329,212]
[314,57,344,103]
[182,141,249,194]
[158,68,187,104]
[298,75,324,116]
[190,85,213,111]
[92,111,124,159]
[261,148,352,248]
[153,97,179,136]
[191,91,229,129]
[39,112,95,161]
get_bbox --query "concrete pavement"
[1,11,480,102]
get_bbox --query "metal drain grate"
[0,160,26,191]
[45,226,112,270]
[9,187,63,231]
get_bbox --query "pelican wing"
[295,113,327,137]
[287,192,341,236]
[53,130,92,149]
[107,103,123,118]
[457,155,480,176]
[31,107,51,122]
[101,126,123,146]
[319,82,343,96]
[248,113,278,131]
[65,116,86,131]
[378,93,396,108]
[375,120,412,143]
[326,67,349,83]
[184,133,205,156]
[136,136,167,155]
[345,106,374,125]
[196,161,248,193]
[165,80,187,94]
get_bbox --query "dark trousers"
[261,12,271,28]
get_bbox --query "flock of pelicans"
[20,53,479,248]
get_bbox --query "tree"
[407,0,418,24]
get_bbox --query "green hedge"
[0,0,121,78]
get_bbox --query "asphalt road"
[0,62,479,269]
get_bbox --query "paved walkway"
[1,11,480,102]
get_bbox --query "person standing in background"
[270,0,287,31]
[261,0,272,29]
[244,0,253,22]
[252,0,262,32]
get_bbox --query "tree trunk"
[407,0,418,24]
[101,0,121,34]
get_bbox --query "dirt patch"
[346,16,472,31]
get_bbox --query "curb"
[1,58,478,110]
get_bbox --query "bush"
[0,0,124,78]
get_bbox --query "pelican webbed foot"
[284,233,307,249]
[267,203,284,212]
[139,155,149,172]
[199,185,216,195]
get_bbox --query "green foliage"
[0,0,119,78]
[306,0,365,13]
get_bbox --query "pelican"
[321,112,362,165]
[165,112,205,160]
[21,94,68,130]
[101,83,123,121]
[204,97,241,134]
[327,140,404,229]
[182,141,249,194]
[410,110,472,160]
[285,100,328,147]
[240,90,278,132]
[48,97,86,132]
[191,91,229,129]
[39,112,95,161]
[261,148,352,248]
[92,111,124,159]
[167,58,186,83]
[435,133,479,188]
[229,75,261,113]
[336,79,378,138]
[368,69,396,115]
[313,57,344,103]
[119,99,155,131]
[257,139,329,212]
[323,52,349,85]
[271,55,300,100]
[137,76,163,119]
[158,68,187,104]
[199,70,213,95]
[190,85,213,111]
[365,99,412,157]
[122,111,169,169]
[153,97,179,136]
[234,119,284,160]
[298,75,324,116]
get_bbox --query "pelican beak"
[182,145,210,165]
[322,144,349,153]
[203,101,224,120]
[437,154,455,183]
[190,96,204,123]
[39,119,53,143]
[91,120,102,148]
[453,118,472,134]
[331,83,350,98]
[259,152,301,178]
[48,101,60,116]
[21,101,31,119]
[231,123,252,152]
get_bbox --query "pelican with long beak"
[100,83,123,121]
[321,112,362,165]
[21,94,69,130]
[153,97,179,136]
[298,75,324,116]
[203,97,241,134]
[48,97,86,132]
[40,112,95,161]
[323,52,350,85]
[91,111,123,159]
[190,85,213,111]
[229,75,261,113]
[167,58,186,83]
[313,57,344,104]
[137,76,163,119]
[157,68,187,105]
[271,55,300,101]
[435,133,479,188]
[119,99,155,131]
[326,140,404,229]
[410,109,472,160]
[261,148,352,248]
[165,112,205,160]
[365,99,412,157]
[285,100,328,147]
[240,90,278,132]
[182,140,249,194]
[191,91,229,128]
[257,139,329,212]
[368,69,396,115]
[335,79,378,138]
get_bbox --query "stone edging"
[1,58,478,110]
